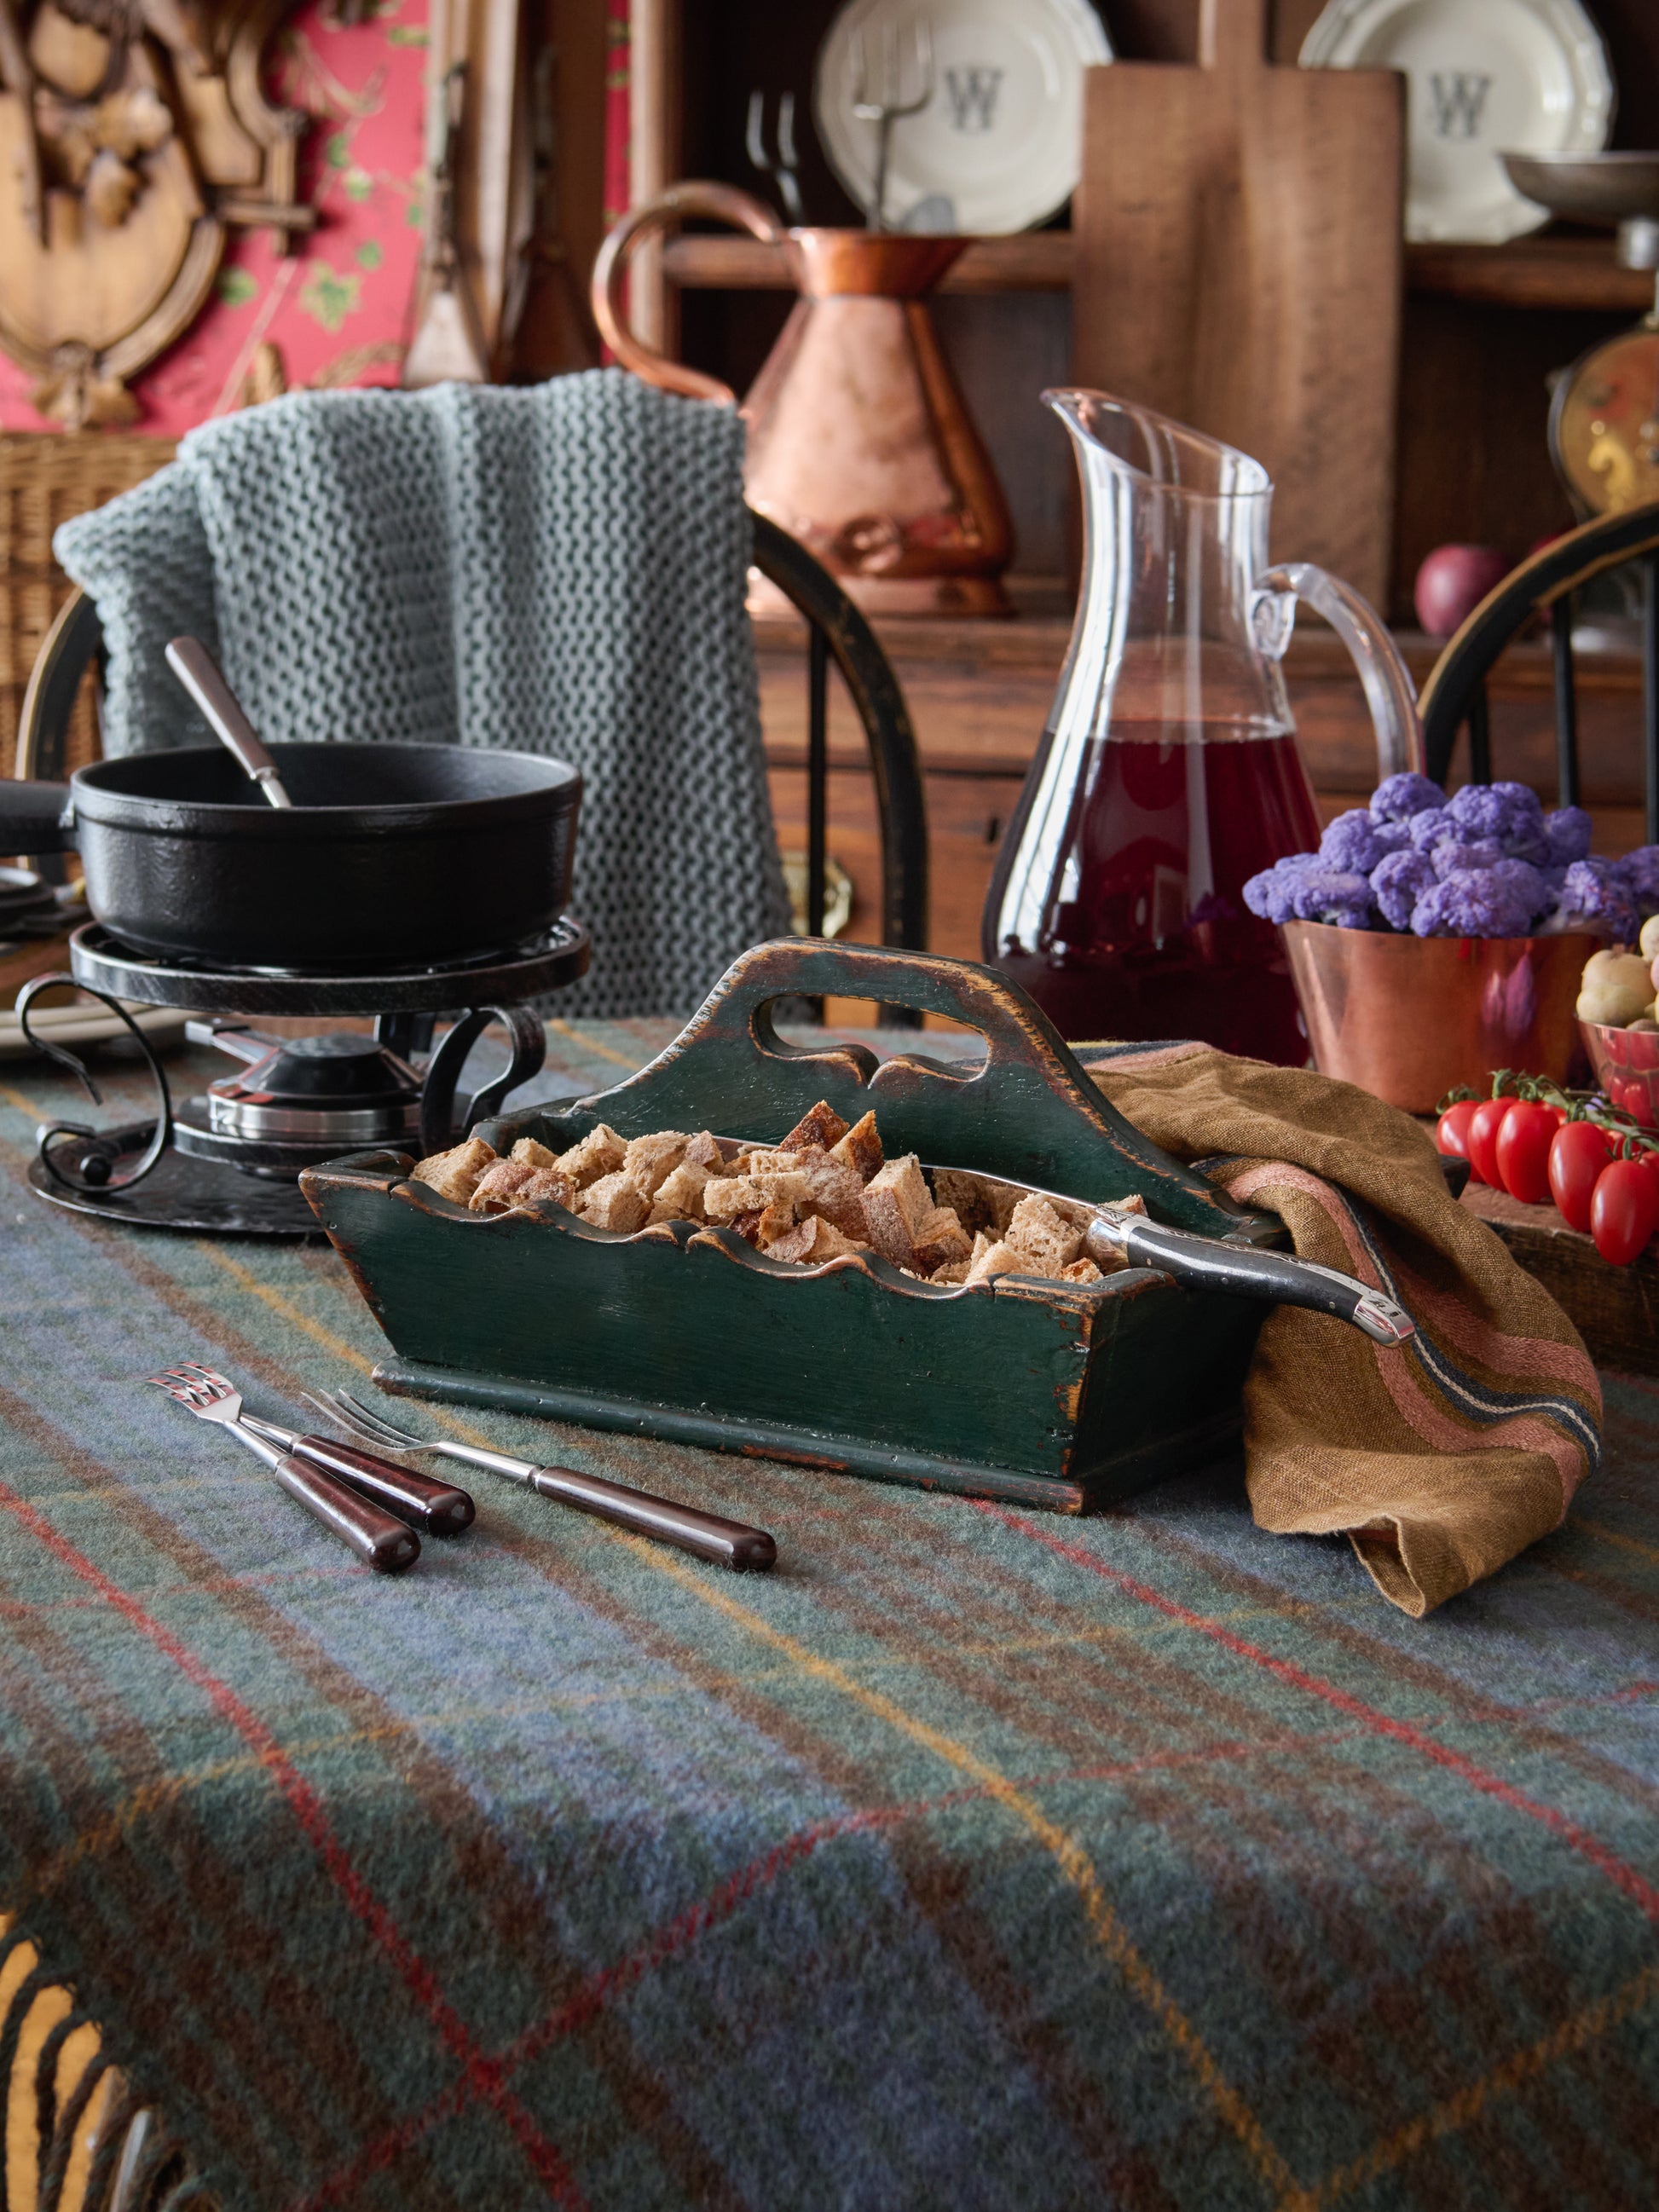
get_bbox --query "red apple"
[1413,544,1509,638]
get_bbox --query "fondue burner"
[178,1028,425,1176]
[23,917,589,1236]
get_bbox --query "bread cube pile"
[412,1098,1128,1288]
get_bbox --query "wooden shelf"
[1403,236,1656,312]
[663,233,1073,292]
[668,228,1656,315]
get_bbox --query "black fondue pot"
[0,744,581,972]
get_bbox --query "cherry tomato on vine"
[1436,1100,1479,1161]
[1465,1097,1515,1187]
[1549,1120,1614,1233]
[1495,1100,1558,1206]
[1591,1158,1659,1266]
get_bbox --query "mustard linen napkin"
[1082,1042,1603,1617]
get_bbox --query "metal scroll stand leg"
[414,1005,547,1156]
[17,973,173,1192]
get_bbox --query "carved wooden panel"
[0,0,309,427]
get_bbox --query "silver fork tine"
[303,1389,427,1452]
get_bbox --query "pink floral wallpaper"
[0,0,430,437]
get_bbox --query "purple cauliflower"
[1486,857,1551,923]
[1430,835,1505,880]
[1370,847,1436,930]
[1370,771,1445,823]
[1246,862,1375,929]
[1544,806,1593,865]
[1558,858,1639,942]
[1287,867,1376,929]
[1243,863,1304,925]
[1319,808,1409,874]
[1446,781,1546,856]
[1617,845,1659,915]
[1408,806,1453,853]
[1410,873,1535,939]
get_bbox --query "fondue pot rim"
[65,742,581,839]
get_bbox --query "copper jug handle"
[592,182,786,405]
[1255,563,1426,779]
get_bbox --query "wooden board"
[1459,1177,1659,1377]
[1071,0,1405,606]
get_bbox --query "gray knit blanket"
[55,372,789,1019]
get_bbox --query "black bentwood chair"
[1419,501,1659,835]
[14,511,930,1026]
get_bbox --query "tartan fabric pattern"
[1,1027,1656,2211]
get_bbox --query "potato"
[1577,948,1656,1027]
[1641,914,1659,963]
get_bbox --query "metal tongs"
[934,1167,1415,1348]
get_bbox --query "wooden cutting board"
[1072,0,1404,607]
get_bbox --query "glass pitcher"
[982,391,1422,1065]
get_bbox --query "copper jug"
[592,183,1012,615]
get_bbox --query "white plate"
[0,996,192,1061]
[1301,0,1613,245]
[813,0,1112,235]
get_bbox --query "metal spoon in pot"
[165,635,294,809]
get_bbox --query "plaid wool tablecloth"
[1,1020,1656,2212]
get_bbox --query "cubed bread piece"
[910,1204,971,1274]
[509,1136,561,1171]
[702,1175,763,1224]
[859,1152,933,1267]
[412,1135,497,1204]
[928,1167,995,1239]
[647,1159,712,1224]
[1003,1194,1083,1277]
[801,1215,866,1262]
[762,1213,868,1266]
[964,1232,1024,1285]
[830,1108,883,1183]
[928,1256,973,1285]
[703,1170,809,1224]
[468,1158,575,1215]
[1101,1193,1147,1217]
[580,1170,650,1233]
[1059,1257,1104,1284]
[682,1130,728,1172]
[554,1123,627,1189]
[760,1214,818,1265]
[622,1129,689,1196]
[733,1146,792,1177]
[788,1146,869,1237]
[779,1100,850,1153]
[754,1197,803,1249]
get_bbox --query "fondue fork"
[166,1362,474,1535]
[309,1390,777,1574]
[147,1366,419,1574]
[926,1169,1416,1348]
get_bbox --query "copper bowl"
[1281,921,1598,1114]
[1581,1019,1659,1129]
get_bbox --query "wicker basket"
[0,431,175,777]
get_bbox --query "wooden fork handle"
[529,1465,776,1572]
[290,1434,475,1536]
[269,1454,421,1574]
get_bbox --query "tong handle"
[269,1453,421,1573]
[292,1433,475,1536]
[530,1464,776,1572]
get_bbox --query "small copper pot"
[1282,921,1597,1114]
[592,182,1012,616]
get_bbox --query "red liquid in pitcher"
[985,725,1321,1065]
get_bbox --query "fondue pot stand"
[0,744,581,971]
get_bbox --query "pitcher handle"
[591,182,786,405]
[1256,563,1425,780]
